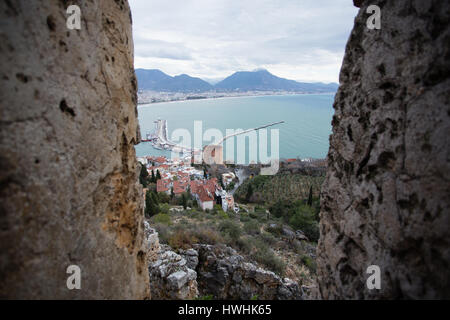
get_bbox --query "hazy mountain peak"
[135,68,338,93]
[252,68,270,73]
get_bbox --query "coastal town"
[137,89,328,105]
[137,155,239,213]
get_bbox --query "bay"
[135,94,335,161]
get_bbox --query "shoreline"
[137,91,336,107]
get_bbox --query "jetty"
[141,119,284,156]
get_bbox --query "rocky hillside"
[0,0,149,298]
[145,222,305,300]
[317,0,450,299]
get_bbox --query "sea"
[135,94,335,163]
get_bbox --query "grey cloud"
[134,39,193,60]
[129,0,359,82]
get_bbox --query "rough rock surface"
[0,1,149,298]
[194,244,302,300]
[317,1,450,299]
[145,221,160,263]
[147,239,302,300]
[149,245,198,299]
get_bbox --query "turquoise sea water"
[135,94,335,161]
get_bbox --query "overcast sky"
[129,0,359,83]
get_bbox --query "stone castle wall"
[0,0,149,299]
[317,0,450,299]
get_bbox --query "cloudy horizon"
[129,0,359,84]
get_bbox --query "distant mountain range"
[135,68,339,93]
[135,69,213,92]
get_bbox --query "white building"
[222,172,236,186]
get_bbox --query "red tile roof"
[155,156,166,163]
[156,179,169,192]
[197,185,214,202]
[190,179,218,197]
[181,178,189,185]
[190,180,200,194]
[173,180,186,194]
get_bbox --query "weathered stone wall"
[317,0,450,299]
[0,0,149,299]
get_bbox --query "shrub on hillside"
[266,223,283,236]
[204,213,214,220]
[190,210,202,220]
[218,211,229,220]
[151,213,171,225]
[194,227,223,245]
[251,248,285,276]
[159,203,170,214]
[154,222,170,244]
[158,192,171,204]
[240,212,250,222]
[168,229,198,250]
[243,219,260,235]
[289,205,319,242]
[218,220,242,242]
[249,211,258,219]
[300,254,317,274]
[236,237,253,253]
[258,232,278,246]
[213,204,223,214]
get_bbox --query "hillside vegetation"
[234,173,324,204]
[234,173,324,242]
[142,163,325,294]
[150,205,317,286]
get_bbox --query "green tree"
[152,213,171,225]
[145,190,158,217]
[158,192,170,204]
[139,164,149,187]
[225,181,235,191]
[218,175,225,189]
[170,186,174,199]
[270,200,284,218]
[181,193,187,210]
[151,169,156,183]
[159,203,170,214]
[245,184,253,203]
[307,185,313,206]
[151,191,159,206]
[289,205,319,242]
[156,169,161,180]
